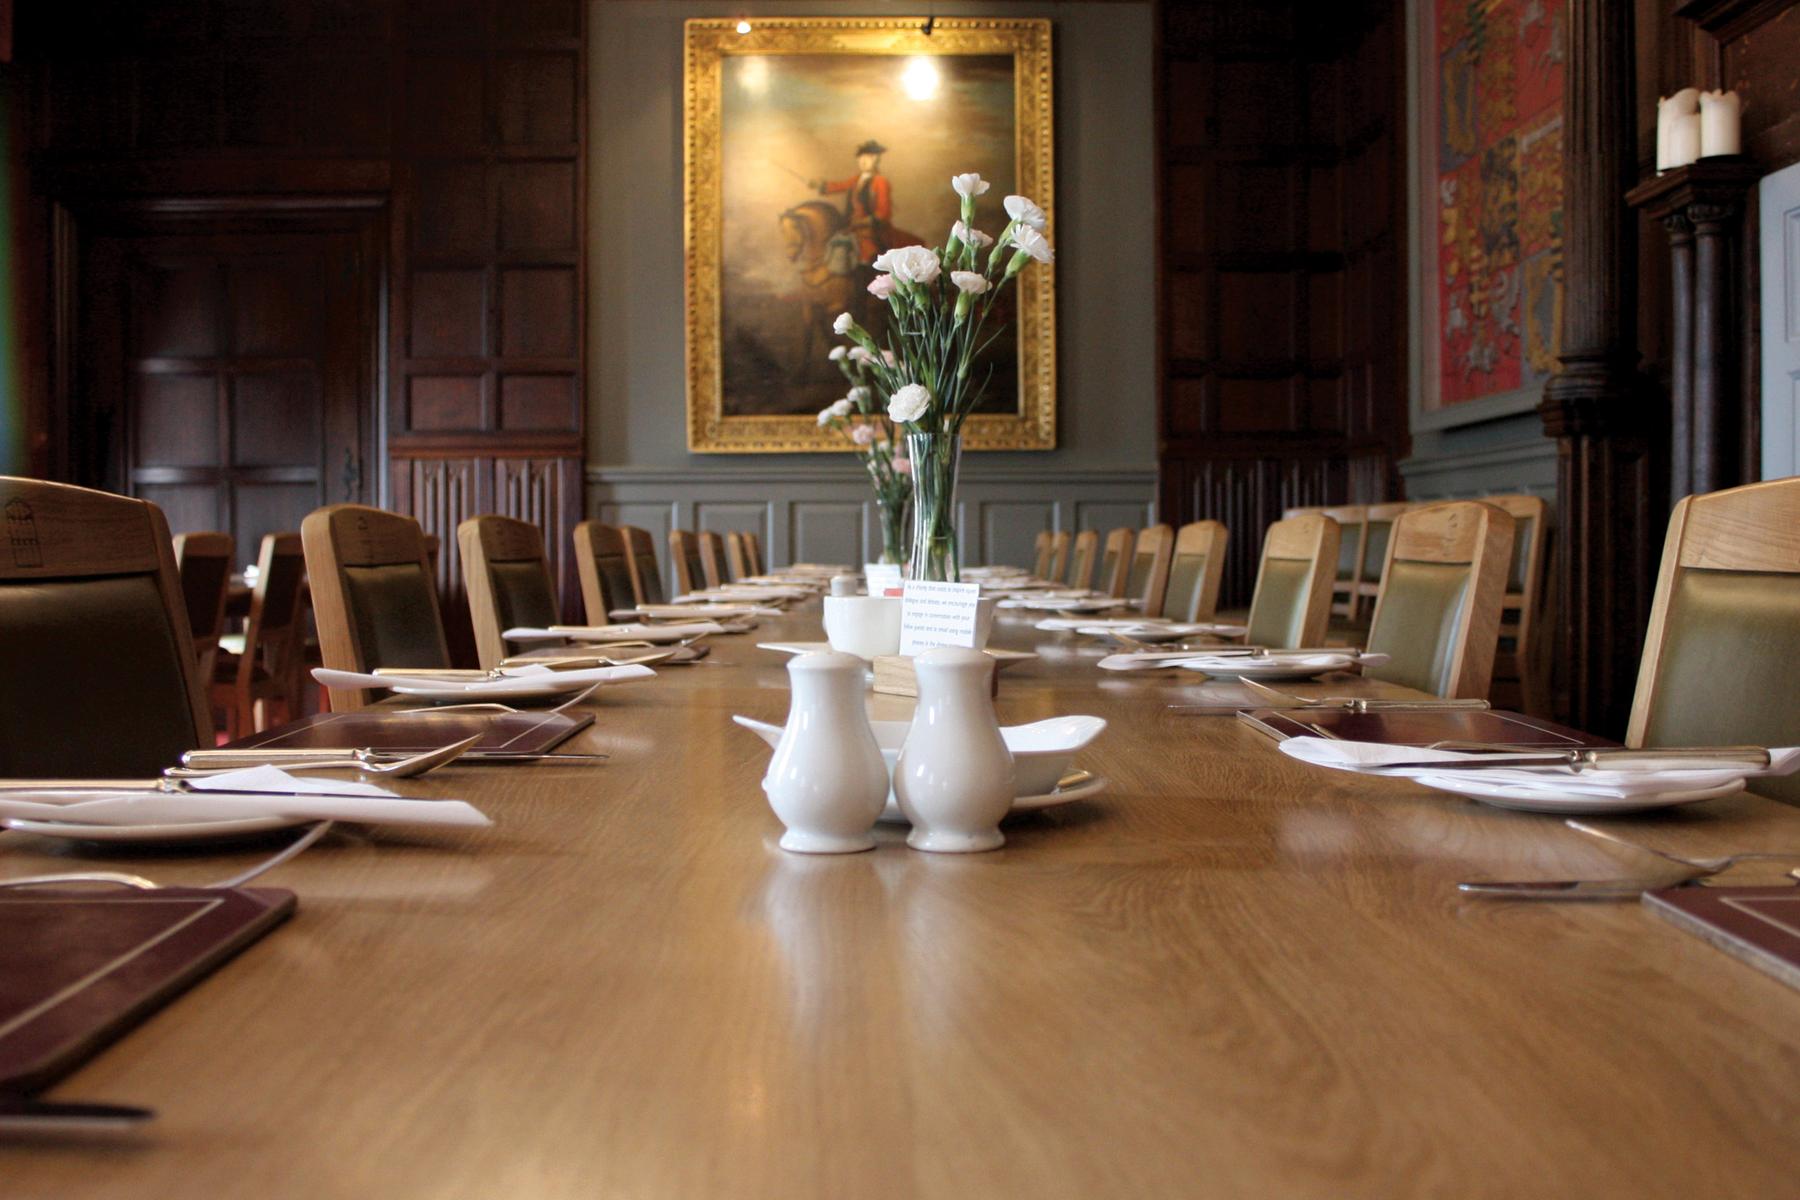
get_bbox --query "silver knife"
[1372,746,1769,772]
[181,749,606,767]
[1456,878,1703,899]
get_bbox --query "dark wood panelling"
[1157,0,1409,604]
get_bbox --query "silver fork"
[1564,819,1800,874]
[396,682,600,716]
[164,734,482,779]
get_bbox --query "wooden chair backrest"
[698,530,728,587]
[1357,501,1412,593]
[1245,514,1340,649]
[621,525,664,605]
[669,529,706,595]
[1164,520,1229,622]
[1098,527,1135,597]
[233,532,308,694]
[1047,530,1071,582]
[1363,501,1515,699]
[1125,524,1175,617]
[1628,480,1800,805]
[1067,530,1099,590]
[459,515,558,670]
[301,504,450,711]
[0,478,210,773]
[1322,504,1368,589]
[725,531,751,581]
[574,521,638,622]
[173,530,235,684]
[1031,530,1054,578]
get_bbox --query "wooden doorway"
[61,199,382,559]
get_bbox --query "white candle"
[1667,112,1702,170]
[1657,88,1700,173]
[1699,89,1742,158]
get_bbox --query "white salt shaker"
[762,651,889,853]
[893,646,1015,853]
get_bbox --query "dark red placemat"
[221,709,592,757]
[1645,886,1800,991]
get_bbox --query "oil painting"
[685,18,1055,452]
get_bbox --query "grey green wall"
[586,0,1157,574]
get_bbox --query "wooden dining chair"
[1353,501,1412,621]
[1098,527,1135,598]
[213,532,308,737]
[1066,530,1099,590]
[1627,478,1800,804]
[1030,530,1054,579]
[1163,520,1229,623]
[1482,494,1552,715]
[173,530,235,688]
[0,478,210,775]
[622,525,665,605]
[743,530,766,575]
[1281,505,1324,518]
[669,529,708,595]
[1361,501,1515,700]
[459,515,560,671]
[725,531,752,582]
[573,521,639,622]
[1123,523,1175,617]
[1245,514,1340,650]
[698,530,729,588]
[301,504,450,712]
[1047,530,1071,582]
[1321,504,1367,620]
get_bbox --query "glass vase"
[906,432,961,582]
[876,494,910,565]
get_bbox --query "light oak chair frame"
[573,520,636,622]
[742,531,765,576]
[302,504,449,712]
[698,530,728,588]
[459,514,558,670]
[1098,527,1135,598]
[1126,523,1175,617]
[1047,530,1071,582]
[1365,501,1515,700]
[1165,520,1229,623]
[1246,514,1340,649]
[1031,530,1054,579]
[1322,504,1367,619]
[669,529,707,595]
[1354,501,1412,621]
[0,477,211,751]
[173,530,235,687]
[1483,493,1552,716]
[725,531,751,582]
[215,531,308,738]
[1066,530,1099,590]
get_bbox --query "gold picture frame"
[683,16,1056,453]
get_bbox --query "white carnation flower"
[950,173,991,198]
[1003,194,1047,230]
[827,346,848,361]
[1010,224,1055,263]
[832,312,855,335]
[950,271,990,295]
[951,221,994,249]
[879,245,941,285]
[828,398,853,418]
[816,407,835,426]
[887,383,932,425]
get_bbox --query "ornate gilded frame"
[684,17,1056,453]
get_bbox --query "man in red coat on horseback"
[809,139,896,266]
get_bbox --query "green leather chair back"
[1247,558,1311,649]
[1335,529,1361,581]
[0,574,199,775]
[1363,560,1473,696]
[1067,539,1095,588]
[1641,568,1800,804]
[633,550,664,604]
[1125,551,1155,601]
[1506,514,1536,593]
[344,562,450,670]
[1164,551,1209,623]
[1360,520,1394,581]
[488,558,559,633]
[595,550,636,614]
[682,548,707,594]
[1098,548,1119,591]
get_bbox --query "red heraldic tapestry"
[1417,0,1565,415]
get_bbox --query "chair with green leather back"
[173,530,235,690]
[1098,527,1135,598]
[460,515,559,671]
[1065,530,1098,590]
[1322,504,1367,620]
[1163,520,1229,623]
[621,525,666,605]
[1353,502,1411,622]
[1030,530,1054,579]
[1047,530,1071,582]
[1244,514,1340,649]
[669,529,709,596]
[1361,501,1515,700]
[698,530,729,588]
[0,478,211,776]
[214,532,308,737]
[575,520,641,622]
[1482,493,1552,715]
[1124,523,1175,617]
[1627,479,1800,805]
[302,504,451,712]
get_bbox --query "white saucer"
[877,773,1108,823]
[1179,654,1357,682]
[3,813,303,843]
[1413,774,1746,814]
[1076,622,1245,642]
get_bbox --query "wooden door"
[74,212,378,559]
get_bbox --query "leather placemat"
[220,709,593,757]
[1644,886,1800,992]
[0,887,294,1094]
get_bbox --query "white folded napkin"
[672,586,809,603]
[5,766,491,828]
[619,603,781,619]
[313,664,653,693]
[1178,653,1361,673]
[1279,737,1800,799]
[505,622,725,642]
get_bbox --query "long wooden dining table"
[5,602,1800,1198]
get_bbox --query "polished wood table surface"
[6,607,1800,1198]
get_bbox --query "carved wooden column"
[1537,0,1651,737]
[1626,158,1763,503]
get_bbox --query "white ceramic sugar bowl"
[762,651,890,853]
[893,646,1015,852]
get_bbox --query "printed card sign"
[898,581,983,656]
[864,563,903,597]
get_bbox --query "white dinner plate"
[758,641,836,656]
[4,813,304,843]
[877,773,1108,823]
[1075,622,1245,642]
[1178,654,1358,682]
[1409,774,1746,814]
